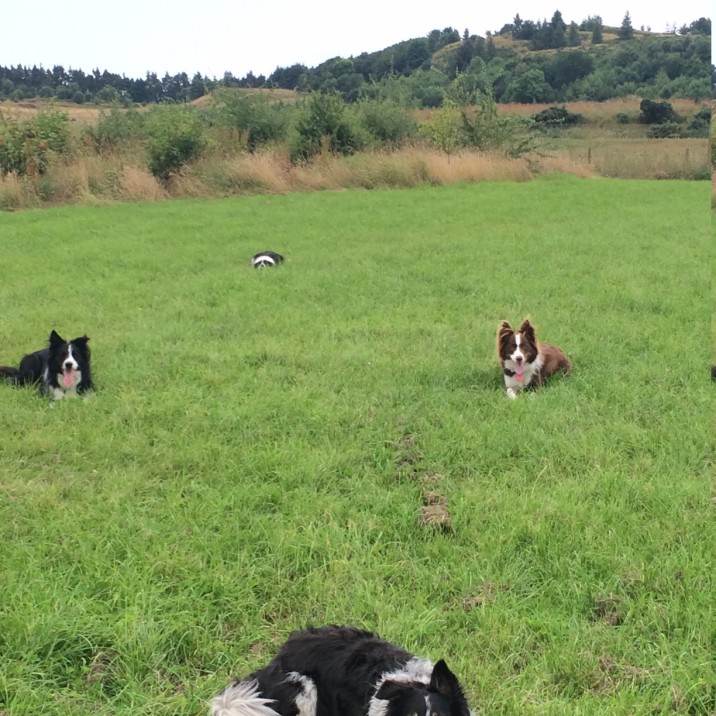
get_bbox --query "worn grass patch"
[0,177,711,715]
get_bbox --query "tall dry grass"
[0,93,710,211]
[553,138,710,179]
[174,147,535,196]
[497,96,704,120]
[1,136,708,211]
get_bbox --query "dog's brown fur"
[535,341,572,385]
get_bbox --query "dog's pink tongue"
[62,370,76,388]
[515,363,525,375]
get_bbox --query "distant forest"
[0,12,711,107]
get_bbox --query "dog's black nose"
[64,361,74,370]
[515,356,523,364]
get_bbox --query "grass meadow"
[0,177,712,715]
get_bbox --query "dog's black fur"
[251,251,285,268]
[211,625,472,716]
[0,330,92,398]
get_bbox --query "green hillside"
[0,13,710,105]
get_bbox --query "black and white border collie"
[0,330,92,399]
[211,625,473,716]
[251,251,285,268]
[497,319,571,399]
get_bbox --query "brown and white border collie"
[497,319,571,398]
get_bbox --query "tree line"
[0,12,711,107]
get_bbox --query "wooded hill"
[0,12,711,107]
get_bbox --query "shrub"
[638,99,678,124]
[0,109,71,176]
[532,105,584,128]
[685,106,710,138]
[86,106,146,153]
[211,90,289,151]
[289,93,364,163]
[646,122,682,139]
[145,106,208,181]
[354,100,416,148]
[460,93,540,157]
[32,109,72,154]
[95,85,121,104]
[419,101,462,157]
[615,112,630,124]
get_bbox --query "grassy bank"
[0,177,712,715]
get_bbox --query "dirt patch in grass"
[592,594,625,627]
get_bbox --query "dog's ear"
[497,321,513,354]
[73,335,90,346]
[497,321,513,341]
[429,659,463,699]
[518,319,536,344]
[49,330,64,345]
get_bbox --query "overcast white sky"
[1,1,710,80]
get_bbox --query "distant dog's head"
[497,319,538,378]
[47,330,91,395]
[372,659,471,716]
[251,251,284,268]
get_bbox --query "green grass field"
[0,177,712,715]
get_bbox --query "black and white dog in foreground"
[0,330,92,399]
[251,251,285,268]
[211,625,473,716]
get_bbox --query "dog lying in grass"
[497,319,571,398]
[0,330,92,399]
[211,624,473,716]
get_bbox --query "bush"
[32,109,72,154]
[419,101,462,156]
[532,105,583,128]
[0,109,71,176]
[638,99,678,124]
[145,106,208,181]
[615,112,630,124]
[211,90,289,151]
[460,93,540,157]
[95,85,121,104]
[289,93,364,163]
[355,100,416,148]
[86,106,146,152]
[646,122,682,139]
[685,106,710,138]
